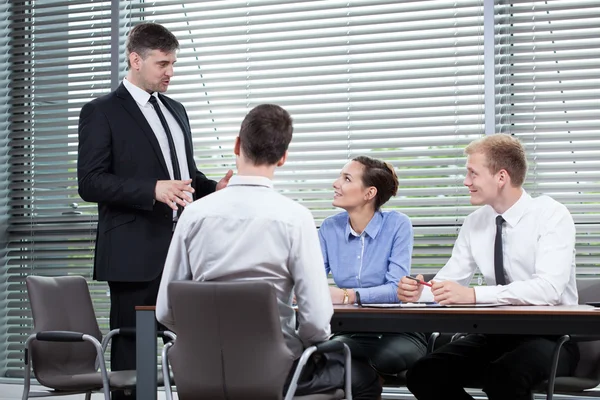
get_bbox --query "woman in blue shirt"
[319,155,427,377]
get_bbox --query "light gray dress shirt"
[420,190,578,305]
[156,175,333,358]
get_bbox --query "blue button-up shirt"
[318,210,413,304]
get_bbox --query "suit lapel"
[115,84,171,178]
[158,94,197,187]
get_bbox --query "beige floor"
[2,382,597,399]
[0,383,176,400]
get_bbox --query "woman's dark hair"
[352,156,399,210]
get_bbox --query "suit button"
[164,214,169,218]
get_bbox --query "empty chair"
[532,277,600,399]
[23,275,152,400]
[162,280,352,400]
[443,277,600,400]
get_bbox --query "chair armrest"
[285,341,353,400]
[451,332,467,342]
[117,327,137,337]
[545,334,571,398]
[162,330,177,341]
[162,341,175,400]
[23,332,88,366]
[36,331,86,342]
[22,332,112,400]
[314,340,345,354]
[568,334,600,343]
[427,332,440,354]
[118,327,172,338]
[101,328,176,352]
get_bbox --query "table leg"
[136,308,157,400]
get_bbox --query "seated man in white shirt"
[397,134,579,400]
[156,104,381,399]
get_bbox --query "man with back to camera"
[156,104,382,399]
[397,134,580,400]
[77,22,232,399]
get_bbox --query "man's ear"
[233,136,241,156]
[129,52,141,71]
[276,150,288,167]
[497,168,510,188]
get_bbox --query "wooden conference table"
[135,304,600,400]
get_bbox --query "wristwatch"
[342,288,349,305]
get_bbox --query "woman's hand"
[330,287,344,304]
[329,286,355,304]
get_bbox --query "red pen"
[406,275,433,287]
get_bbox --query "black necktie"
[494,215,506,285]
[148,95,183,217]
[148,95,182,181]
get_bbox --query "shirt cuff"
[474,285,502,304]
[354,288,368,304]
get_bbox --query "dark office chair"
[420,273,474,352]
[22,275,164,400]
[417,273,446,355]
[379,273,439,387]
[440,278,600,400]
[162,280,352,400]
[531,278,600,400]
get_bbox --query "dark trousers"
[332,332,427,375]
[285,350,382,399]
[407,334,580,400]
[108,276,165,400]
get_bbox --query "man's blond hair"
[465,134,528,187]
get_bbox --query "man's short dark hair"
[126,23,179,68]
[239,104,293,166]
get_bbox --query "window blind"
[4,0,114,377]
[0,0,13,376]
[495,0,600,276]
[5,0,597,379]
[126,0,486,273]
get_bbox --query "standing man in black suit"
[77,22,232,399]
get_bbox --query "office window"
[3,0,598,378]
[5,0,113,377]
[4,0,485,375]
[495,1,600,276]
[0,0,12,376]
[126,0,486,273]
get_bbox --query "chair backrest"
[572,278,600,380]
[167,280,295,400]
[576,278,600,305]
[25,275,102,386]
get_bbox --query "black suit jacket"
[77,83,216,282]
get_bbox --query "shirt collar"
[345,211,384,242]
[498,189,531,228]
[123,78,155,107]
[228,175,273,189]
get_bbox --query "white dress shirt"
[420,190,578,305]
[123,79,191,217]
[156,175,333,358]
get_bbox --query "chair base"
[25,389,94,398]
[294,388,345,399]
